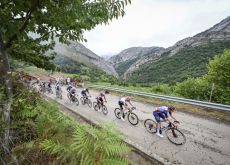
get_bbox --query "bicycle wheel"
[93,102,99,111]
[128,113,139,125]
[102,105,108,115]
[165,128,186,145]
[73,97,79,106]
[87,99,92,108]
[144,119,157,133]
[80,97,85,105]
[114,108,122,119]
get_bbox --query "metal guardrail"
[87,84,230,112]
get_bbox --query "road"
[44,85,230,165]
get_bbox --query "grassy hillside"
[127,40,230,85]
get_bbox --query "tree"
[206,50,230,104]
[0,0,131,149]
[175,50,230,105]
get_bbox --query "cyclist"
[118,96,134,121]
[55,83,62,97]
[96,91,108,111]
[81,88,89,98]
[69,87,77,101]
[153,106,178,138]
[66,84,73,92]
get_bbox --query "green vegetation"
[175,50,230,105]
[97,50,230,105]
[128,40,230,85]
[0,77,131,164]
[0,0,131,160]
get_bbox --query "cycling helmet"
[126,96,131,101]
[85,88,89,92]
[168,106,176,111]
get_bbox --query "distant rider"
[96,91,108,111]
[67,84,73,92]
[69,87,77,101]
[55,83,62,97]
[81,88,89,98]
[118,96,134,121]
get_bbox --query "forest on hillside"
[128,40,230,85]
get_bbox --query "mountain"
[108,47,164,77]
[110,16,230,84]
[54,41,118,77]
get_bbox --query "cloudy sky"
[81,0,230,56]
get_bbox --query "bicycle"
[67,93,79,106]
[144,119,186,145]
[80,96,92,108]
[114,106,139,125]
[93,101,108,115]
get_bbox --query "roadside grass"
[90,87,230,124]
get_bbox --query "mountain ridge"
[53,41,118,77]
[108,16,230,81]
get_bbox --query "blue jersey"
[155,106,168,117]
[158,106,168,113]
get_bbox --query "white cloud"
[81,0,230,56]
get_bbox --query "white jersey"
[120,97,126,103]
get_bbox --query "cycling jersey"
[81,89,88,95]
[120,97,126,103]
[67,85,72,92]
[97,93,106,103]
[69,88,76,95]
[97,93,105,98]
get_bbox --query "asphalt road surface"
[43,85,230,165]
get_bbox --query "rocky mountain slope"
[54,41,118,77]
[109,16,230,83]
[108,47,164,77]
[128,16,230,79]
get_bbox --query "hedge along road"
[43,85,230,165]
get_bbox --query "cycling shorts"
[118,101,124,109]
[153,111,168,123]
[97,97,103,102]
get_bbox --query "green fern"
[72,123,131,165]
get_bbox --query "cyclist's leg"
[118,101,125,119]
[99,98,103,106]
[153,112,163,137]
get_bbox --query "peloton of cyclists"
[118,96,135,121]
[153,106,178,138]
[41,81,181,139]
